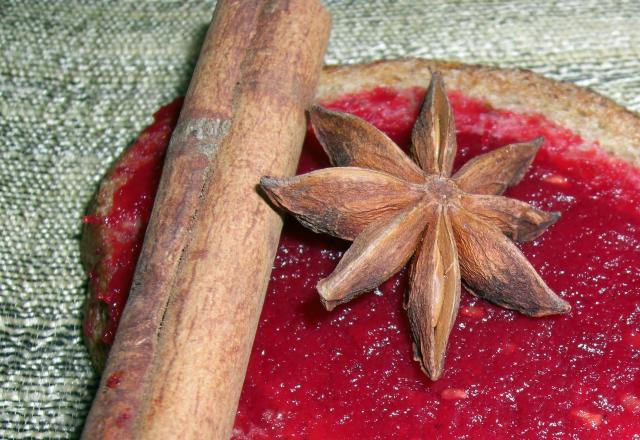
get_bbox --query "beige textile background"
[1,0,639,438]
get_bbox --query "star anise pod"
[260,73,571,380]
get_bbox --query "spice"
[261,73,570,380]
[81,1,330,439]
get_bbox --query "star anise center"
[423,175,461,204]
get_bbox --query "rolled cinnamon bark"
[81,1,330,439]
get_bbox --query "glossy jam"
[93,88,640,439]
[84,97,183,345]
[235,88,640,439]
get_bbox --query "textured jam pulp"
[98,88,640,439]
[235,88,640,439]
[84,98,183,346]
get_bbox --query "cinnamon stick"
[81,1,330,438]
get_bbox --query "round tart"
[82,59,640,438]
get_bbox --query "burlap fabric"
[1,0,639,438]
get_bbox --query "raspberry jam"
[83,98,182,347]
[90,88,640,439]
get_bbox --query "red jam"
[91,88,640,439]
[85,97,183,345]
[106,372,123,389]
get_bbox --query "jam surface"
[83,98,182,347]
[91,87,640,439]
[236,88,640,439]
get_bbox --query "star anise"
[260,73,571,380]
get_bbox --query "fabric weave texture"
[1,0,639,438]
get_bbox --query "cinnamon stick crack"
[261,73,570,380]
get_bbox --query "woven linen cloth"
[1,0,639,438]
